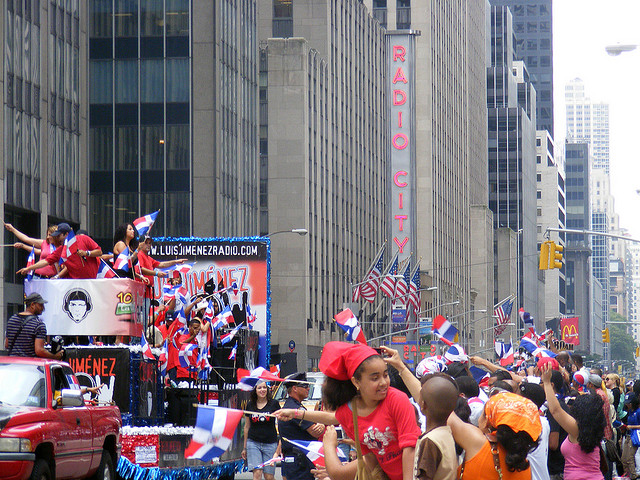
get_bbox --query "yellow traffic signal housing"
[602,328,610,344]
[551,242,563,270]
[636,345,640,358]
[539,241,551,270]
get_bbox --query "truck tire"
[30,459,52,480]
[92,450,115,480]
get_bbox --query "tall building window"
[397,0,411,29]
[273,0,293,38]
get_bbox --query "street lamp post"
[266,228,308,237]
[605,44,637,56]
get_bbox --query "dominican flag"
[469,365,491,388]
[179,343,199,369]
[494,298,513,335]
[185,406,244,461]
[495,341,514,366]
[246,304,256,328]
[212,306,234,330]
[113,247,131,271]
[61,229,77,263]
[133,210,160,237]
[432,314,458,346]
[380,257,399,298]
[283,438,348,468]
[228,342,238,360]
[221,322,243,346]
[97,259,117,279]
[255,457,284,470]
[237,367,283,391]
[353,251,384,303]
[394,261,410,301]
[159,262,195,278]
[334,308,367,345]
[406,267,420,314]
[519,331,555,358]
[140,332,155,360]
[25,247,36,281]
[519,308,535,334]
[270,364,281,377]
[537,329,553,343]
[203,300,215,322]
[158,340,168,376]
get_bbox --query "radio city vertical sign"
[387,32,419,263]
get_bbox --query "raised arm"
[380,346,421,404]
[540,364,578,441]
[273,408,339,426]
[5,223,44,248]
[447,411,488,461]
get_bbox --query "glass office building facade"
[89,0,190,246]
[490,0,553,136]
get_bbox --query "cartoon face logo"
[63,289,93,323]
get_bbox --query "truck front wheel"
[92,450,115,480]
[30,459,52,480]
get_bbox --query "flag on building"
[394,261,410,301]
[406,266,421,315]
[494,298,513,335]
[356,254,384,303]
[431,315,458,346]
[140,332,155,361]
[25,247,35,281]
[282,438,348,468]
[380,256,399,298]
[334,308,367,345]
[185,406,244,461]
[495,341,514,366]
[113,247,131,271]
[221,322,243,346]
[133,210,160,237]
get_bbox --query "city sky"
[554,0,640,238]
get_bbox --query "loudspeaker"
[279,352,297,377]
[212,344,245,387]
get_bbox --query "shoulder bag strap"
[488,440,504,480]
[7,314,33,355]
[351,398,367,480]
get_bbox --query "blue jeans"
[246,439,278,475]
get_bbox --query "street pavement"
[236,469,284,480]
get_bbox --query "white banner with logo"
[24,279,145,336]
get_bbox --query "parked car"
[0,357,122,480]
[273,372,325,409]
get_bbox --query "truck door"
[50,365,93,479]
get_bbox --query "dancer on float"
[274,342,420,480]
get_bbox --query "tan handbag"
[352,398,390,480]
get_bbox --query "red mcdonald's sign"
[560,317,580,346]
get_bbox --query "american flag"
[406,267,420,313]
[353,254,384,303]
[380,257,398,298]
[494,298,514,335]
[394,261,410,301]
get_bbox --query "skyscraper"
[488,6,539,322]
[2,2,87,330]
[88,1,259,248]
[490,0,554,136]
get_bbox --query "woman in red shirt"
[275,342,420,480]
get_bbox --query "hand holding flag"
[25,247,35,281]
[133,210,160,237]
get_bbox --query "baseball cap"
[283,372,308,389]
[25,292,48,305]
[51,223,72,237]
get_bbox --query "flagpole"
[351,242,386,299]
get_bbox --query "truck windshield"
[0,363,46,407]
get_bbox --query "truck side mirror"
[60,389,84,407]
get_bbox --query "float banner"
[66,347,131,413]
[25,279,144,336]
[151,237,270,366]
[560,317,580,345]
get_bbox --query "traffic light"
[539,241,551,270]
[636,345,639,358]
[602,328,610,344]
[550,242,563,270]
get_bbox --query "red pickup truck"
[0,357,121,480]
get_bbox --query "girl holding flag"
[242,381,281,480]
[274,342,420,480]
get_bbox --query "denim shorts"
[246,439,278,475]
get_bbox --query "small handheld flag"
[140,332,155,361]
[133,210,160,237]
[221,322,243,346]
[237,367,282,391]
[228,342,238,360]
[26,247,36,281]
[113,247,131,271]
[334,309,367,345]
[282,438,348,467]
[432,315,459,345]
[185,406,244,461]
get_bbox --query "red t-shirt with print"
[335,387,420,480]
